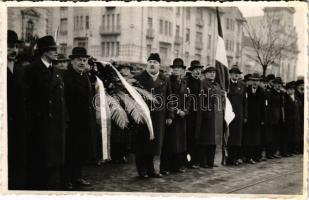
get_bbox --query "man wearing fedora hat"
[195,66,224,168]
[24,35,67,190]
[7,30,28,189]
[134,53,174,178]
[62,47,97,189]
[242,73,265,164]
[226,66,247,166]
[160,58,191,174]
[185,60,203,169]
[53,54,69,72]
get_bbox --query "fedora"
[248,73,261,81]
[36,35,58,51]
[7,30,22,45]
[69,47,90,59]
[229,67,242,74]
[170,58,186,69]
[202,66,216,73]
[188,60,203,71]
[272,77,283,84]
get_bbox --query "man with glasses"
[62,47,97,190]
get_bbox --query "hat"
[188,60,203,71]
[229,67,242,74]
[170,58,186,69]
[147,53,161,63]
[295,79,304,87]
[272,77,283,84]
[118,64,133,71]
[285,81,295,89]
[266,74,275,82]
[36,35,58,51]
[69,47,90,59]
[202,66,216,73]
[248,73,261,81]
[54,54,69,62]
[7,30,22,45]
[244,74,252,81]
[260,75,268,82]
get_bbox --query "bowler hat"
[272,77,283,84]
[188,60,203,71]
[295,79,304,87]
[244,74,252,81]
[202,66,216,73]
[147,53,161,63]
[69,47,90,59]
[36,35,58,51]
[7,30,22,45]
[266,74,275,82]
[285,81,295,89]
[118,64,133,71]
[54,54,69,62]
[170,58,186,69]
[249,73,261,81]
[229,67,242,74]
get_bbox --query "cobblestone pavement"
[83,153,303,195]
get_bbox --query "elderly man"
[25,35,66,190]
[134,53,174,178]
[227,66,247,166]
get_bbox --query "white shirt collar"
[146,70,159,81]
[231,79,237,84]
[8,60,14,73]
[41,57,52,68]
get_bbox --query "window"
[165,21,168,35]
[76,16,79,30]
[25,20,34,41]
[185,28,190,42]
[176,25,180,37]
[117,14,120,29]
[207,34,211,49]
[85,16,89,30]
[60,18,68,36]
[186,8,190,20]
[176,7,180,16]
[208,12,212,26]
[111,42,115,57]
[106,42,110,57]
[159,19,163,34]
[107,14,110,30]
[116,42,120,57]
[80,16,83,30]
[226,18,229,30]
[196,32,202,43]
[236,42,240,54]
[101,42,105,57]
[168,22,172,36]
[185,52,189,65]
[197,8,203,19]
[206,56,210,65]
[225,39,228,50]
[148,17,153,28]
[147,44,152,56]
[112,14,115,31]
[102,15,105,30]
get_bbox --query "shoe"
[138,172,149,179]
[121,156,129,164]
[173,168,186,173]
[74,178,92,187]
[212,164,219,167]
[160,170,170,176]
[237,159,243,164]
[63,182,73,190]
[261,157,267,161]
[199,164,209,168]
[188,165,200,169]
[266,155,274,159]
[273,154,281,158]
[234,161,240,166]
[247,159,256,164]
[148,172,163,178]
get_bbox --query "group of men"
[7,30,304,191]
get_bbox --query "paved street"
[82,152,303,195]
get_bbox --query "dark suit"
[25,59,66,190]
[7,62,28,189]
[63,66,97,183]
[134,71,174,175]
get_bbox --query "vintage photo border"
[0,1,307,199]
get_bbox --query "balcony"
[195,41,204,49]
[196,18,204,27]
[99,25,121,36]
[146,29,154,39]
[174,35,182,45]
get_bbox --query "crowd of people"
[7,30,304,191]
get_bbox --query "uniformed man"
[227,66,247,166]
[185,60,203,169]
[196,66,224,168]
[25,35,66,190]
[134,53,174,178]
[63,47,97,190]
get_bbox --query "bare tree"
[243,13,297,76]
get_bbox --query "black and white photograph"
[2,1,307,198]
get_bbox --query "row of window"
[101,41,120,57]
[159,19,173,36]
[73,15,90,30]
[102,14,120,31]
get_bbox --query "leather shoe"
[160,170,170,175]
[188,165,200,169]
[74,178,92,187]
[138,172,149,179]
[247,159,256,164]
[273,154,281,158]
[148,172,163,178]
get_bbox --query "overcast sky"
[239,6,306,77]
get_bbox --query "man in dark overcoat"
[227,67,247,166]
[24,36,66,190]
[160,58,191,174]
[242,73,264,164]
[7,30,28,189]
[63,47,97,189]
[134,53,174,178]
[195,66,224,168]
[295,79,304,154]
[185,60,203,169]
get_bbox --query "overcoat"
[195,79,224,145]
[63,66,98,164]
[25,59,66,167]
[134,71,174,156]
[7,63,28,188]
[243,86,264,146]
[295,91,304,144]
[162,75,191,154]
[227,80,247,146]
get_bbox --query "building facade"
[241,7,298,82]
[52,7,245,70]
